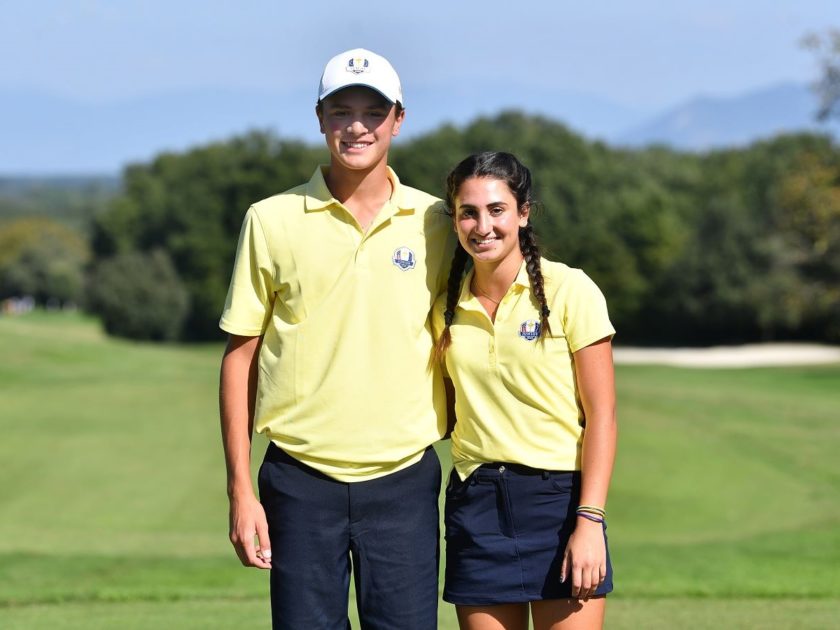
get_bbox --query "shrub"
[88,250,189,341]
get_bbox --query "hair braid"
[432,243,469,364]
[519,225,552,341]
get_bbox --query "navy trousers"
[258,443,441,629]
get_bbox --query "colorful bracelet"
[576,512,605,524]
[576,504,606,517]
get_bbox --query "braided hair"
[518,223,552,340]
[433,152,552,364]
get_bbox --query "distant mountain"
[616,82,837,150]
[405,82,645,142]
[0,81,836,174]
[0,84,644,175]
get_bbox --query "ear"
[316,105,325,135]
[391,106,406,137]
[518,202,530,228]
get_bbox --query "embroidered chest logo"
[392,246,416,271]
[346,57,370,74]
[518,319,541,341]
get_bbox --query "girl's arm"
[561,336,617,598]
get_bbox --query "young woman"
[433,152,617,630]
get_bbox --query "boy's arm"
[219,334,272,569]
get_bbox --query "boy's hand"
[229,493,272,569]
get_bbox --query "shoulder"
[398,183,449,224]
[540,259,572,292]
[249,182,309,217]
[541,259,595,287]
[540,259,607,304]
[399,181,442,210]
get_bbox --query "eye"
[458,208,476,219]
[490,206,505,215]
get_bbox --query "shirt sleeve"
[219,207,275,336]
[430,202,458,297]
[561,269,616,353]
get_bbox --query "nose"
[475,212,492,235]
[347,118,368,134]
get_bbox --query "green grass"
[1,312,839,628]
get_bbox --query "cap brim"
[318,83,398,105]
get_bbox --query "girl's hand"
[560,517,607,599]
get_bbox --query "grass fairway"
[1,312,839,628]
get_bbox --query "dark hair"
[433,152,552,364]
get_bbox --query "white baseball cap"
[318,48,403,105]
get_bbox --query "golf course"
[1,312,838,629]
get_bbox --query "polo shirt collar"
[457,260,530,314]
[304,165,416,214]
[513,259,531,288]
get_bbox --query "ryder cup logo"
[518,319,541,341]
[392,246,416,271]
[346,57,370,74]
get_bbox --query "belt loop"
[542,470,550,480]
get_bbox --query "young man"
[219,48,453,629]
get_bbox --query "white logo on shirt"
[392,247,416,271]
[518,319,541,341]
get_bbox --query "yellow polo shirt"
[220,166,453,481]
[432,259,615,480]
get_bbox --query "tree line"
[2,113,838,344]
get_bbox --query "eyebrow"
[457,201,510,209]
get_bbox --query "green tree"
[88,250,189,341]
[774,148,840,339]
[93,132,328,340]
[803,29,840,121]
[0,218,90,306]
[89,114,840,344]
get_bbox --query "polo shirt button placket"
[488,335,497,368]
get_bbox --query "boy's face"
[317,86,404,173]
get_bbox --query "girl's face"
[453,177,529,268]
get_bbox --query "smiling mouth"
[472,237,497,246]
[342,141,371,149]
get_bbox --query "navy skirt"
[443,463,613,606]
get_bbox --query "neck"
[472,253,524,295]
[325,160,392,206]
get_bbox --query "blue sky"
[1,1,838,174]
[1,0,837,108]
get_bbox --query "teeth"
[346,142,368,148]
[474,238,496,244]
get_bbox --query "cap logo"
[518,319,541,341]
[346,57,370,74]
[392,246,416,271]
